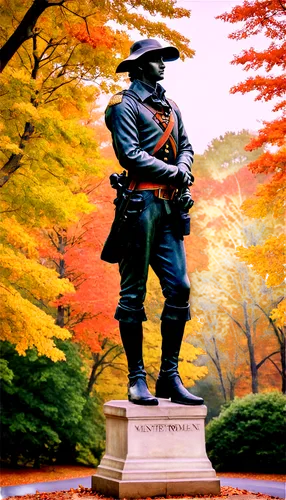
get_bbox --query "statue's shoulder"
[167,97,179,110]
[106,90,137,112]
[107,92,124,107]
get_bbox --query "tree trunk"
[0,153,24,188]
[207,336,227,402]
[281,327,286,394]
[255,303,286,394]
[0,0,50,72]
[0,33,41,187]
[87,354,99,395]
[229,379,235,400]
[243,301,258,393]
[0,122,34,187]
[56,232,67,327]
[213,336,227,401]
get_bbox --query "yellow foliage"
[95,353,128,401]
[0,244,74,301]
[143,319,208,393]
[270,299,286,328]
[0,285,71,361]
[0,216,38,258]
[1,67,34,85]
[241,173,286,220]
[0,135,22,155]
[12,102,40,120]
[236,234,285,288]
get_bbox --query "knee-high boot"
[155,319,204,405]
[119,322,158,406]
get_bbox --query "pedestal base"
[93,476,220,498]
[92,399,220,498]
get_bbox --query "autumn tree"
[191,131,283,398]
[45,178,127,398]
[217,0,286,331]
[0,62,99,359]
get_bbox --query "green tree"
[0,340,104,467]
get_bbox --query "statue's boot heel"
[156,374,204,405]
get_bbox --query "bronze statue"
[103,39,203,406]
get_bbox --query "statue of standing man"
[103,39,203,407]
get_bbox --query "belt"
[131,181,177,201]
[154,187,177,200]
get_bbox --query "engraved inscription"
[134,423,200,433]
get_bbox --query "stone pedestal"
[92,399,220,498]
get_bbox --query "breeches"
[115,190,191,324]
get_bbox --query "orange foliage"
[245,150,286,175]
[37,169,121,357]
[245,118,286,150]
[66,23,115,50]
[0,465,95,487]
[230,75,286,101]
[232,43,286,71]
[55,178,120,354]
[217,0,286,42]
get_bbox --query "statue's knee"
[163,277,190,306]
[115,301,147,323]
[172,276,190,305]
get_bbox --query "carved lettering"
[134,423,200,433]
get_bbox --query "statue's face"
[140,56,165,83]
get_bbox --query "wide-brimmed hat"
[116,39,180,73]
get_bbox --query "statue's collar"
[129,80,166,102]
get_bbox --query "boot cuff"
[115,304,147,323]
[161,303,191,322]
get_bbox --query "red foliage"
[217,0,286,224]
[41,175,121,354]
[232,42,286,72]
[245,150,286,175]
[64,179,120,352]
[217,0,286,42]
[66,23,114,50]
[192,166,260,201]
[230,75,286,102]
[245,118,286,149]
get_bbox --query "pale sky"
[164,0,275,153]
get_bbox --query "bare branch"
[256,350,280,370]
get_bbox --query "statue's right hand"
[174,165,194,187]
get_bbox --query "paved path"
[220,477,285,498]
[1,477,91,499]
[1,476,285,499]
